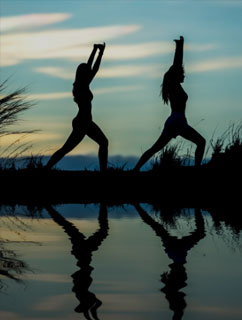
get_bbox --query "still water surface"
[0,204,242,320]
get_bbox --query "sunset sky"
[1,0,242,160]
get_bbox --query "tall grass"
[151,139,193,170]
[150,122,242,170]
[208,122,242,167]
[0,80,36,169]
[0,81,34,135]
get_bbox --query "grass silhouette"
[207,123,242,167]
[0,80,37,169]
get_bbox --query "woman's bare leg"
[134,133,172,171]
[46,130,85,169]
[180,126,206,166]
[86,121,108,171]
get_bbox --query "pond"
[0,204,242,320]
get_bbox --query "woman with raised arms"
[134,36,205,170]
[46,43,108,171]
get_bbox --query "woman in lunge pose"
[134,36,205,170]
[46,43,108,170]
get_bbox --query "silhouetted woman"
[134,36,205,170]
[46,43,108,170]
[134,204,205,320]
[46,203,109,320]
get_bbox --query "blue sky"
[1,0,242,159]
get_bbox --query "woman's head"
[74,63,90,84]
[161,65,185,104]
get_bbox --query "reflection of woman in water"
[46,204,109,320]
[46,43,108,171]
[134,36,206,170]
[134,204,205,320]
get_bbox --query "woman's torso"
[72,83,93,121]
[168,83,188,113]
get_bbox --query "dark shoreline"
[0,167,240,206]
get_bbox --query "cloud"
[34,67,74,79]
[99,64,161,78]
[185,43,217,52]
[1,24,141,66]
[26,85,144,101]
[105,42,173,60]
[35,64,161,79]
[1,19,216,67]
[29,91,72,100]
[0,132,61,146]
[1,13,72,32]
[94,85,144,94]
[104,43,216,61]
[187,56,242,73]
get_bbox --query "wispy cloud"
[34,67,74,79]
[1,24,141,66]
[35,64,161,79]
[1,12,216,67]
[27,85,144,101]
[99,64,161,78]
[0,13,71,32]
[104,42,173,60]
[187,56,242,73]
[94,85,144,94]
[39,52,242,82]
[0,132,62,150]
[29,91,72,100]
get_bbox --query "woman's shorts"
[72,115,92,131]
[162,112,190,138]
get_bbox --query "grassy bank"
[0,165,240,206]
[1,122,241,205]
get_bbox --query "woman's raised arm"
[173,36,184,67]
[87,44,98,69]
[89,43,105,81]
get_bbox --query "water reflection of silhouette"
[46,203,109,320]
[134,204,205,320]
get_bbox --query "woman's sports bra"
[72,83,93,105]
[169,84,188,113]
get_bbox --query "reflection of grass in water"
[0,242,29,291]
[152,205,242,253]
[208,207,242,253]
[150,204,242,254]
[0,206,41,291]
[153,207,203,238]
[214,222,242,254]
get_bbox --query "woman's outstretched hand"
[174,36,184,44]
[94,43,106,51]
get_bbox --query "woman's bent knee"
[199,137,206,148]
[100,137,108,148]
